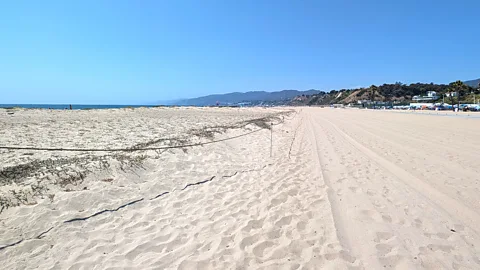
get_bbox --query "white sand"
[1,107,479,269]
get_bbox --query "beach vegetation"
[297,81,479,105]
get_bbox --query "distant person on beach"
[69,104,72,110]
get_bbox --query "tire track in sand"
[307,109,480,269]
[322,116,480,234]
[305,112,364,269]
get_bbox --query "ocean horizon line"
[0,104,188,110]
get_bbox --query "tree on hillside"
[447,86,456,111]
[447,80,470,111]
[452,80,469,95]
[369,85,378,109]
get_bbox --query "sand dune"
[1,107,480,269]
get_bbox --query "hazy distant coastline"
[0,104,177,110]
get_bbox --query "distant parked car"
[459,104,469,112]
[468,105,479,111]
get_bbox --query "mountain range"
[171,90,320,106]
[164,78,479,106]
[464,78,480,88]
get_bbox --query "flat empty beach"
[1,107,480,269]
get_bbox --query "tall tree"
[370,85,378,109]
[449,80,469,110]
[447,86,456,111]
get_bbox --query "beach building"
[412,91,439,101]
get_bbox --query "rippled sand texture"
[1,107,480,269]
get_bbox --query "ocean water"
[0,104,162,110]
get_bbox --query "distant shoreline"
[0,104,183,110]
[0,104,260,110]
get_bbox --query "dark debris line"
[150,191,170,200]
[0,165,263,251]
[63,198,145,223]
[0,239,23,251]
[222,172,238,178]
[36,227,54,240]
[181,176,215,191]
[0,157,275,251]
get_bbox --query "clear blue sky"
[1,0,479,104]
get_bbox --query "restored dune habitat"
[1,107,480,269]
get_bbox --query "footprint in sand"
[382,214,393,223]
[414,218,423,228]
[337,177,346,184]
[425,244,454,253]
[424,232,451,240]
[374,231,395,243]
[270,195,288,208]
[274,215,293,228]
[240,234,261,250]
[324,253,338,261]
[372,200,385,209]
[376,243,394,257]
[287,188,299,196]
[339,250,357,264]
[309,198,325,208]
[294,220,307,232]
[252,241,275,257]
[242,218,265,232]
[379,253,404,268]
[359,209,383,222]
[267,229,282,240]
[348,186,361,193]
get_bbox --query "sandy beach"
[1,107,480,269]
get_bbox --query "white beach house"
[412,91,439,101]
